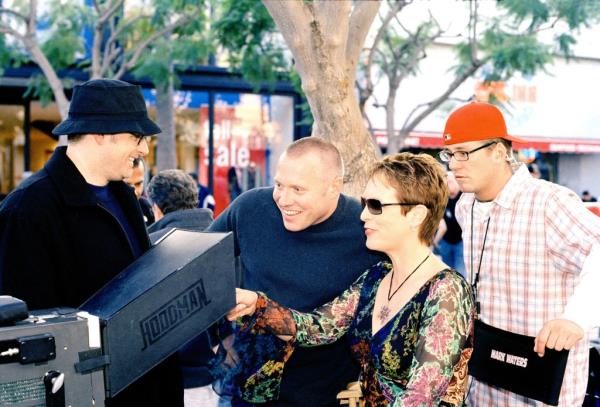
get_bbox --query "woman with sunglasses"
[228,153,474,406]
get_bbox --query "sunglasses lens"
[361,198,382,215]
[370,199,383,214]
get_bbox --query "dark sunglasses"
[360,198,425,215]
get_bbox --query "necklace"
[378,253,430,323]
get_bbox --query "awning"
[584,203,600,217]
[375,131,600,154]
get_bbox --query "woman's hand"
[227,288,259,321]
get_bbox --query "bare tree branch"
[99,43,122,78]
[263,0,316,92]
[113,14,192,79]
[0,24,24,40]
[0,7,29,23]
[469,0,478,64]
[91,0,123,78]
[99,14,144,78]
[532,16,561,33]
[393,13,410,35]
[91,16,104,77]
[107,14,144,49]
[98,0,124,25]
[92,0,102,15]
[27,0,37,37]
[401,62,482,134]
[346,0,380,71]
[358,0,407,112]
[314,0,352,65]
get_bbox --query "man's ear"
[488,142,504,163]
[329,175,344,195]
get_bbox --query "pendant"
[378,305,391,323]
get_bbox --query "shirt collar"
[493,164,531,209]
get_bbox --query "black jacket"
[0,146,182,406]
[148,207,213,244]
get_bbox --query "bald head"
[273,138,344,231]
[285,137,344,180]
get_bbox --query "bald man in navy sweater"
[209,137,383,407]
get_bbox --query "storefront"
[0,66,304,214]
[142,88,295,215]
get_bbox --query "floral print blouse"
[232,261,474,406]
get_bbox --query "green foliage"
[131,0,213,88]
[453,0,600,82]
[213,0,291,86]
[0,0,86,104]
[499,0,550,31]
[211,0,311,124]
[555,32,577,58]
[375,20,438,83]
[23,74,75,106]
[0,34,29,76]
[550,0,599,29]
[39,0,87,70]
[479,28,552,81]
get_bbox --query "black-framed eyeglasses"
[438,141,497,162]
[361,198,425,215]
[129,132,151,145]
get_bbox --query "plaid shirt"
[456,165,600,407]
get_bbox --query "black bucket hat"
[52,79,161,136]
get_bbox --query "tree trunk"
[385,90,398,154]
[24,39,69,120]
[263,0,381,197]
[23,29,69,145]
[311,82,379,196]
[155,73,177,170]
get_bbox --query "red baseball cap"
[442,102,524,145]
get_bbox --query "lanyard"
[470,199,491,318]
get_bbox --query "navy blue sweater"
[209,187,383,407]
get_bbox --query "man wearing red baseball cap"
[440,102,600,406]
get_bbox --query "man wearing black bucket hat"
[0,79,183,406]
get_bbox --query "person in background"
[146,169,212,243]
[582,190,597,203]
[0,79,182,406]
[433,171,465,277]
[189,172,216,212]
[229,152,474,406]
[440,101,600,406]
[124,157,154,226]
[227,167,242,203]
[209,137,383,407]
[527,162,542,179]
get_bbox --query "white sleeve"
[561,243,600,331]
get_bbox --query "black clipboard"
[468,319,569,406]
